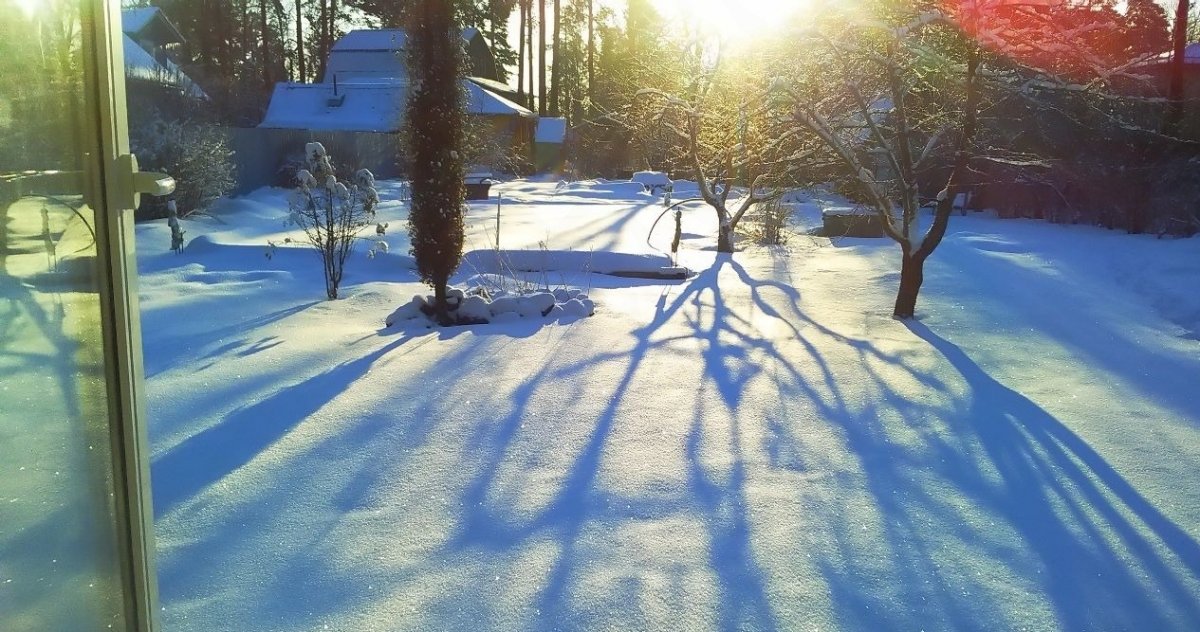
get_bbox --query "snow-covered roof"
[122,33,207,99]
[470,83,534,118]
[535,117,567,143]
[259,81,532,132]
[121,7,185,46]
[121,7,159,34]
[260,84,404,132]
[468,75,522,98]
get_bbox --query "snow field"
[135,178,1200,631]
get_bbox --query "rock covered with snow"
[457,295,491,322]
[385,295,428,327]
[561,298,595,318]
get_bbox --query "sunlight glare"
[651,0,812,37]
[14,0,43,19]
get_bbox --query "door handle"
[117,153,176,209]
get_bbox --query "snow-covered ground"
[136,180,1200,631]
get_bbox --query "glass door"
[0,0,158,630]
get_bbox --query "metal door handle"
[117,153,175,208]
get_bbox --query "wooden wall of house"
[474,115,534,174]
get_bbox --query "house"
[243,28,535,190]
[1129,42,1200,95]
[121,7,207,100]
[1124,42,1200,137]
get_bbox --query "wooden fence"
[230,128,405,194]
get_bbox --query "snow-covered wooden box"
[465,172,497,200]
[821,206,884,238]
[631,171,672,196]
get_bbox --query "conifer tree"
[406,0,467,324]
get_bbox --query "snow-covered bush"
[745,198,792,246]
[275,139,361,189]
[129,114,234,220]
[286,143,379,300]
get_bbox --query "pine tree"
[406,0,467,324]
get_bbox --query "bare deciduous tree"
[633,48,783,253]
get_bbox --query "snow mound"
[384,285,594,329]
[553,180,654,200]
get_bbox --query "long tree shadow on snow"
[448,255,812,631]
[153,332,478,630]
[150,335,416,516]
[915,322,1200,627]
[812,321,1200,631]
[685,256,1200,629]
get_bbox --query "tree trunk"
[315,0,329,80]
[717,229,734,253]
[1165,0,1191,135]
[433,277,449,324]
[329,0,338,53]
[261,0,271,91]
[527,2,536,109]
[587,0,594,106]
[716,209,734,253]
[295,0,306,81]
[538,0,547,116]
[260,0,274,92]
[550,0,561,116]
[895,47,981,319]
[517,0,526,102]
[893,251,924,319]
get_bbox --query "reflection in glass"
[0,1,129,629]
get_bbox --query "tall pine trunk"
[587,0,594,107]
[329,0,338,57]
[294,0,306,81]
[261,0,271,92]
[517,0,526,103]
[315,0,328,80]
[538,0,547,115]
[1165,0,1191,135]
[526,3,535,109]
[550,0,561,116]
